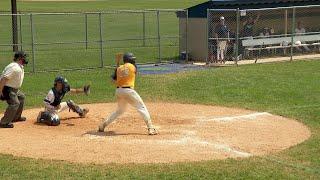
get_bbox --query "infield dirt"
[0,103,310,164]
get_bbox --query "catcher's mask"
[54,76,68,90]
[14,51,28,65]
[123,52,136,64]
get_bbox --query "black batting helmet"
[123,52,136,63]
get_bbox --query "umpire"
[0,51,28,128]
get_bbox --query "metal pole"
[157,10,161,63]
[142,11,146,47]
[99,13,104,67]
[178,11,181,60]
[290,7,295,61]
[206,9,209,63]
[185,10,189,61]
[30,14,35,72]
[284,9,288,36]
[19,12,23,51]
[85,13,88,50]
[235,9,240,66]
[11,0,18,52]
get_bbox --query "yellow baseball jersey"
[116,63,136,88]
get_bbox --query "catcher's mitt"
[83,85,91,95]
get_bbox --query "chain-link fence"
[207,5,320,65]
[0,10,187,72]
[208,9,238,64]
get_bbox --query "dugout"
[178,0,320,61]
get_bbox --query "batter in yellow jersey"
[98,52,158,135]
[116,63,136,89]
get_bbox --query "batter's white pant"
[217,40,227,61]
[100,88,154,129]
[45,102,69,119]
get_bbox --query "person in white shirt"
[295,21,311,52]
[0,51,28,128]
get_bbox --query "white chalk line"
[199,112,272,122]
[129,136,252,158]
[83,130,252,158]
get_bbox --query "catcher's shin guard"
[66,100,89,117]
[37,111,60,126]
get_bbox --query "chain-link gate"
[207,5,320,65]
[0,9,187,72]
[293,6,320,59]
[207,9,238,64]
[241,7,294,62]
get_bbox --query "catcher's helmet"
[123,52,136,62]
[54,76,68,87]
[14,51,28,65]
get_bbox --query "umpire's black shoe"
[0,123,14,128]
[12,117,26,123]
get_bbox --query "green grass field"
[0,0,205,71]
[0,1,320,179]
[0,13,181,71]
[0,60,319,179]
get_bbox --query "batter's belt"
[117,86,131,89]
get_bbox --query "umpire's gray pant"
[0,88,25,125]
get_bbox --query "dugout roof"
[183,0,320,18]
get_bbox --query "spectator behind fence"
[295,21,311,52]
[259,27,274,54]
[259,27,273,37]
[242,14,260,38]
[214,16,230,63]
[242,14,260,58]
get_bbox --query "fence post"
[185,9,189,61]
[99,12,104,68]
[206,9,209,63]
[290,7,296,61]
[11,1,18,52]
[142,11,146,47]
[156,10,161,63]
[85,13,88,50]
[30,13,35,73]
[19,12,23,51]
[235,9,240,66]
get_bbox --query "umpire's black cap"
[14,51,27,60]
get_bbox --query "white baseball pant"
[100,88,154,129]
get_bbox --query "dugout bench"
[242,34,320,62]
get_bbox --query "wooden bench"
[242,34,320,62]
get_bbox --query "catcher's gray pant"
[0,89,25,125]
[100,88,154,129]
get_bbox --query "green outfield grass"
[0,1,204,71]
[1,0,206,12]
[0,60,319,179]
[0,11,182,71]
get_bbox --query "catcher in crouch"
[37,76,90,126]
[98,52,158,135]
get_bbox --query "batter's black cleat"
[12,117,27,123]
[0,123,14,128]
